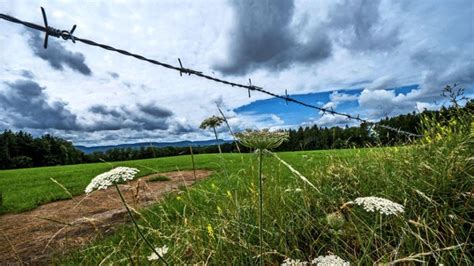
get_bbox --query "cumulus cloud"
[108,72,120,79]
[322,91,358,110]
[87,103,185,132]
[358,89,413,117]
[213,0,332,75]
[308,113,354,128]
[410,48,474,102]
[20,70,35,79]
[365,76,395,91]
[0,79,193,137]
[213,0,402,76]
[0,80,80,130]
[27,30,92,76]
[328,0,400,51]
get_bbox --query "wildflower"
[176,196,182,201]
[236,129,289,151]
[200,115,225,154]
[147,245,169,261]
[284,188,303,193]
[326,211,345,229]
[311,255,349,265]
[226,190,232,199]
[352,196,404,216]
[84,167,139,194]
[207,224,214,239]
[281,258,307,265]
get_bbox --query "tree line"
[0,100,471,170]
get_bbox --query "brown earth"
[0,170,212,265]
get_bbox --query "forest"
[0,101,472,169]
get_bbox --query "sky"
[0,0,473,146]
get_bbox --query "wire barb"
[40,7,76,49]
[178,58,202,76]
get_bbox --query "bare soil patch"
[0,170,212,265]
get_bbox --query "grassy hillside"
[0,149,358,214]
[54,136,470,265]
[1,110,471,264]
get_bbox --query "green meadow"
[0,112,472,264]
[0,149,354,214]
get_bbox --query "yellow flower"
[207,224,215,239]
[226,190,232,199]
[176,196,182,201]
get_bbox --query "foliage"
[0,131,85,169]
[45,104,472,264]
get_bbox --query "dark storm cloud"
[20,70,35,79]
[214,0,403,75]
[327,0,400,51]
[138,103,173,117]
[0,80,190,134]
[409,48,474,101]
[0,80,80,130]
[213,0,332,75]
[27,30,92,76]
[88,103,174,131]
[108,72,120,79]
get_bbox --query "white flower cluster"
[147,245,169,261]
[311,255,350,265]
[84,167,139,194]
[281,258,306,266]
[281,255,349,266]
[284,187,303,193]
[353,196,404,216]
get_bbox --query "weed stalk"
[114,183,168,265]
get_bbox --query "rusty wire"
[0,8,423,137]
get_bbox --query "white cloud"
[0,0,472,143]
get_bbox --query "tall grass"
[56,107,472,264]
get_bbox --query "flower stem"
[213,126,222,154]
[114,183,168,265]
[258,150,264,266]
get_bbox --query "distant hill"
[75,139,233,154]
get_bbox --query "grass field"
[0,113,471,264]
[0,149,359,214]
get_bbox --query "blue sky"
[235,84,472,129]
[0,0,473,145]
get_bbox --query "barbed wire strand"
[0,9,422,138]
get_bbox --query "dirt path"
[0,170,212,265]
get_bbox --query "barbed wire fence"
[0,7,423,138]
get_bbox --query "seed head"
[236,129,289,150]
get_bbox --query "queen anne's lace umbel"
[147,245,169,261]
[311,255,350,265]
[236,129,289,150]
[353,196,404,216]
[281,255,349,266]
[281,258,306,266]
[84,167,139,193]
